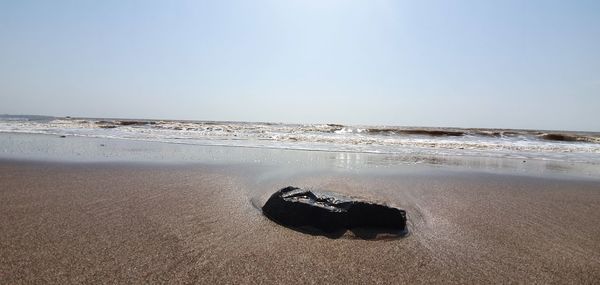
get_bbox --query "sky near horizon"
[1,1,599,131]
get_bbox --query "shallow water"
[1,132,599,179]
[1,115,599,164]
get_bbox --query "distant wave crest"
[1,116,599,163]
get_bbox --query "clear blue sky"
[1,0,599,131]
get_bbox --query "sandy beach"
[3,0,600,283]
[1,157,599,284]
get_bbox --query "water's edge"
[1,132,599,180]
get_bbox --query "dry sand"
[1,160,599,284]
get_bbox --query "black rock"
[262,186,407,237]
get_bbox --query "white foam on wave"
[0,117,599,164]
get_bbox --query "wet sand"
[1,160,599,284]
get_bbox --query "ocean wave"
[539,133,600,143]
[365,128,467,137]
[1,117,599,163]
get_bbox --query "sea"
[1,114,599,166]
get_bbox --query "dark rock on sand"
[262,186,406,237]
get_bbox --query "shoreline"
[1,133,600,283]
[1,132,599,180]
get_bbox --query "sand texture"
[1,160,599,284]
